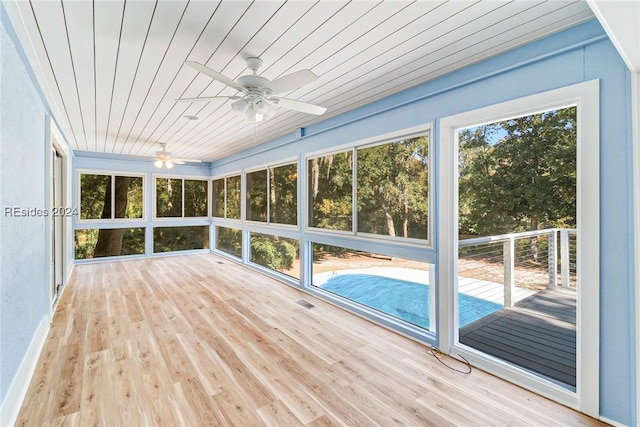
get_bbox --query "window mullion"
[182,179,186,218]
[266,168,271,224]
[352,148,357,236]
[111,175,115,219]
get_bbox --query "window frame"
[244,157,299,228]
[437,80,600,415]
[305,124,433,248]
[211,172,243,222]
[153,174,210,220]
[77,170,145,222]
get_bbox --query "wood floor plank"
[15,254,604,426]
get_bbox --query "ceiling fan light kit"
[176,57,327,123]
[152,143,201,168]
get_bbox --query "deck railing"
[459,228,576,307]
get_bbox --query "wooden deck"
[15,254,600,426]
[460,288,577,388]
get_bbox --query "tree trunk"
[311,158,319,198]
[382,201,396,237]
[94,177,129,257]
[529,213,539,262]
[402,187,409,238]
[269,168,276,222]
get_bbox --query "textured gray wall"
[0,12,49,404]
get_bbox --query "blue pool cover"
[320,273,502,329]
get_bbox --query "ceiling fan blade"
[276,98,327,115]
[268,69,318,95]
[175,96,240,102]
[184,61,247,93]
[172,158,202,164]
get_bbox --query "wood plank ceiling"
[5,0,594,162]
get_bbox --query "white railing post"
[503,237,515,307]
[548,229,558,288]
[561,229,570,288]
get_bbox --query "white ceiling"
[5,0,595,162]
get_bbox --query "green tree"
[309,152,353,231]
[357,137,429,239]
[458,107,577,239]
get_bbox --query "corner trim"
[0,316,49,427]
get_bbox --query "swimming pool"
[318,273,502,329]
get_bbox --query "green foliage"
[308,152,353,231]
[250,234,297,270]
[153,226,209,253]
[270,163,297,225]
[247,170,268,221]
[80,174,110,219]
[184,179,208,217]
[156,178,183,217]
[212,178,225,217]
[216,226,242,258]
[458,107,577,237]
[357,136,429,239]
[226,176,242,219]
[75,228,145,259]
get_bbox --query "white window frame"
[77,170,145,222]
[305,123,433,248]
[153,174,210,220]
[244,157,299,228]
[211,172,243,222]
[437,80,600,416]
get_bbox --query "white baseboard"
[0,316,49,427]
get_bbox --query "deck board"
[460,288,577,387]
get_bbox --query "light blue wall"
[212,20,635,425]
[0,9,50,404]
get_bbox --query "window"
[212,175,241,219]
[246,170,267,221]
[308,152,353,231]
[156,177,209,218]
[185,180,208,217]
[212,178,225,217]
[80,173,143,220]
[250,232,300,279]
[308,130,430,242]
[311,243,434,332]
[216,226,242,258]
[75,228,145,259]
[438,80,599,411]
[357,137,429,239]
[153,226,209,253]
[246,162,297,225]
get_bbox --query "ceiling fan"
[152,143,201,169]
[176,57,327,122]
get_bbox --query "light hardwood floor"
[16,254,603,426]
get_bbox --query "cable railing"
[459,228,577,307]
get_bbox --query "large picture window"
[250,232,300,279]
[153,226,209,253]
[216,226,242,258]
[156,177,209,218]
[212,175,241,220]
[246,162,297,225]
[75,228,145,259]
[80,173,143,220]
[308,130,430,242]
